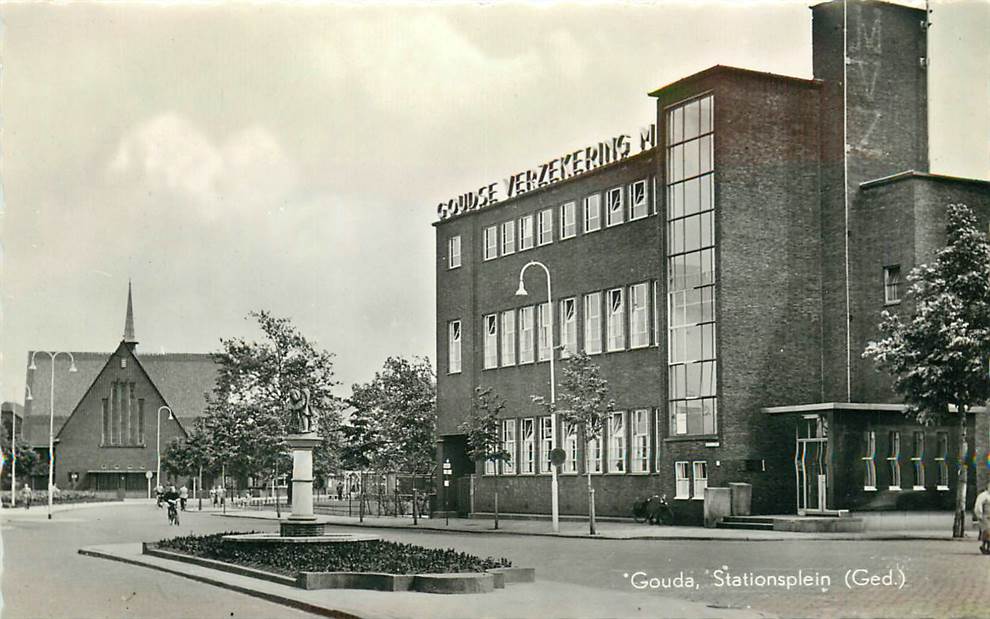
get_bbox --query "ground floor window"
[862,431,877,491]
[631,409,649,473]
[608,411,626,473]
[521,418,535,474]
[674,461,690,499]
[911,431,925,490]
[502,419,516,475]
[563,421,578,474]
[587,435,602,474]
[692,461,707,499]
[887,431,901,490]
[539,416,554,474]
[935,432,949,490]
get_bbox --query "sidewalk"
[79,542,769,619]
[214,509,965,542]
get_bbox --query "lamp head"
[515,281,528,297]
[25,391,33,401]
[28,360,37,371]
[69,361,78,373]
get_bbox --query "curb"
[213,512,963,543]
[78,546,368,619]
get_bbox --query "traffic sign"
[145,471,153,479]
[550,448,566,467]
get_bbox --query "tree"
[1,436,43,491]
[202,311,343,493]
[864,203,990,538]
[348,356,436,522]
[460,386,511,529]
[161,420,215,498]
[534,351,614,535]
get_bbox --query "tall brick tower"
[811,0,929,402]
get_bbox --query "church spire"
[123,280,138,348]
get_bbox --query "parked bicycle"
[632,494,674,525]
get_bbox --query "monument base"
[280,520,326,537]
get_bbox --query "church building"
[22,284,218,496]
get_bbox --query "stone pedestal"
[282,433,324,537]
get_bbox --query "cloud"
[108,113,298,220]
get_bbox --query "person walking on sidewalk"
[19,484,31,509]
[974,480,990,555]
[179,485,188,511]
[336,481,344,501]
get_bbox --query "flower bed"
[1,490,120,507]
[157,532,512,576]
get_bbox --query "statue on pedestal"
[286,387,317,434]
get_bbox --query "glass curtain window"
[606,187,624,226]
[675,461,690,498]
[540,417,554,474]
[502,420,516,474]
[522,419,535,474]
[666,94,717,437]
[448,320,462,373]
[538,209,553,245]
[519,215,535,250]
[561,202,576,238]
[606,289,625,351]
[484,314,498,369]
[560,298,577,358]
[692,461,708,498]
[484,225,498,260]
[519,307,535,364]
[911,431,925,489]
[537,302,552,361]
[630,283,649,348]
[563,421,578,473]
[500,311,516,366]
[448,235,462,269]
[862,431,877,489]
[887,431,901,490]
[584,292,602,354]
[630,180,648,220]
[608,411,626,473]
[501,221,516,255]
[632,409,649,473]
[584,194,601,232]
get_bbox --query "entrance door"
[795,415,829,515]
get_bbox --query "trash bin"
[729,482,752,516]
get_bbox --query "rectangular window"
[692,461,708,499]
[935,432,949,490]
[675,461,690,499]
[862,431,877,490]
[539,417,554,474]
[102,398,109,446]
[522,418,535,474]
[606,187,624,226]
[485,458,496,476]
[629,180,648,220]
[500,221,516,256]
[606,288,625,351]
[519,307,535,364]
[911,431,925,490]
[587,434,602,474]
[655,409,664,471]
[448,235,462,269]
[500,310,516,367]
[519,215,535,251]
[560,202,576,239]
[560,298,577,358]
[631,409,649,473]
[584,292,602,354]
[630,283,649,348]
[502,419,517,475]
[584,194,601,233]
[884,265,902,304]
[484,225,498,261]
[138,398,145,444]
[887,431,901,490]
[608,411,626,473]
[448,320,462,374]
[537,302,552,362]
[538,209,553,245]
[484,314,498,369]
[563,421,578,474]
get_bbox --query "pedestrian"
[51,483,61,503]
[211,486,217,507]
[156,484,164,508]
[19,483,31,509]
[974,480,990,555]
[336,481,344,501]
[179,485,188,511]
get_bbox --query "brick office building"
[22,284,217,496]
[433,0,990,524]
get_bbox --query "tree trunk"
[953,406,969,538]
[494,473,499,530]
[412,472,419,525]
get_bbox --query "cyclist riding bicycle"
[162,485,181,525]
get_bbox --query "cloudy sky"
[1,0,987,405]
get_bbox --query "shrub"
[157,532,512,575]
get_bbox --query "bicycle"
[632,494,674,525]
[166,499,180,526]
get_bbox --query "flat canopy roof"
[762,402,987,414]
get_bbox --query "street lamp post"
[156,405,175,490]
[7,386,33,507]
[28,351,78,520]
[516,261,560,533]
